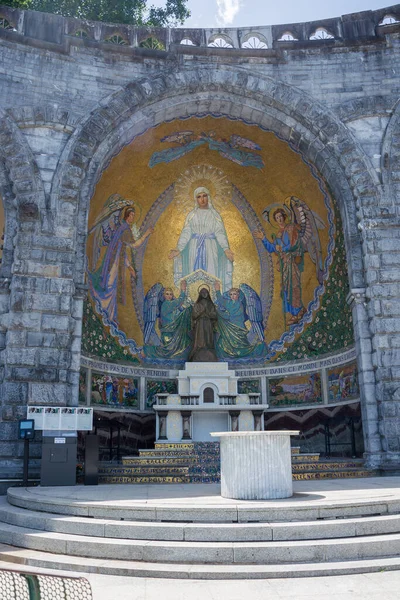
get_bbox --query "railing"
[0,5,398,55]
[249,394,262,405]
[219,396,237,405]
[180,396,200,406]
[0,568,92,600]
[154,394,168,406]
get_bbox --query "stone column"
[139,377,146,411]
[253,410,263,431]
[347,289,381,468]
[229,411,240,432]
[159,412,168,440]
[261,377,268,405]
[181,411,192,440]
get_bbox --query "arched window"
[309,27,335,40]
[139,37,165,50]
[203,387,215,403]
[105,34,128,46]
[208,35,234,48]
[241,34,268,49]
[378,15,399,26]
[75,29,89,38]
[278,31,298,41]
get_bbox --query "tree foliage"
[2,0,190,27]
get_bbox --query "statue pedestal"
[210,431,299,500]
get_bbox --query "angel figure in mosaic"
[214,281,267,359]
[87,194,154,326]
[143,280,192,360]
[254,196,325,328]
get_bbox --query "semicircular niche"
[82,115,354,369]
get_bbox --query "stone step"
[292,461,366,472]
[99,467,372,483]
[153,443,195,450]
[291,454,320,462]
[121,457,198,466]
[99,472,371,485]
[99,466,189,476]
[2,497,400,542]
[2,542,400,579]
[292,470,377,481]
[99,475,191,484]
[1,518,400,564]
[8,487,397,523]
[139,449,197,456]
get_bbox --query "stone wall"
[0,5,399,470]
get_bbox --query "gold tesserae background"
[87,116,332,348]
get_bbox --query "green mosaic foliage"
[79,368,87,404]
[275,199,354,362]
[238,379,260,394]
[81,300,140,364]
[146,379,178,409]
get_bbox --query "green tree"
[2,0,190,26]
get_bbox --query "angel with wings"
[87,195,154,326]
[214,281,267,359]
[254,196,325,327]
[143,280,192,361]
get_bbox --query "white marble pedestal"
[210,431,300,500]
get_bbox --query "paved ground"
[84,570,400,600]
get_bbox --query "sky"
[174,0,396,29]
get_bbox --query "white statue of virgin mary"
[169,186,234,292]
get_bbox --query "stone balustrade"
[0,4,399,57]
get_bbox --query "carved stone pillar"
[158,412,168,440]
[347,288,381,468]
[229,411,240,432]
[181,411,192,440]
[253,410,263,431]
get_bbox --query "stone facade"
[0,4,400,471]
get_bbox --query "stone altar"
[211,430,300,500]
[153,362,269,442]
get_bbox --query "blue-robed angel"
[143,280,192,360]
[87,196,154,326]
[214,281,267,359]
[254,195,325,327]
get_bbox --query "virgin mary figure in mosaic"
[168,186,234,292]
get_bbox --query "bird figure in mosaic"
[149,131,264,169]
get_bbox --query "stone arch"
[335,94,399,123]
[0,110,46,276]
[199,382,220,402]
[52,66,380,289]
[381,98,400,198]
[51,66,382,461]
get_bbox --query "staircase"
[0,480,400,579]
[98,443,375,484]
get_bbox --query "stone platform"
[0,478,400,579]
